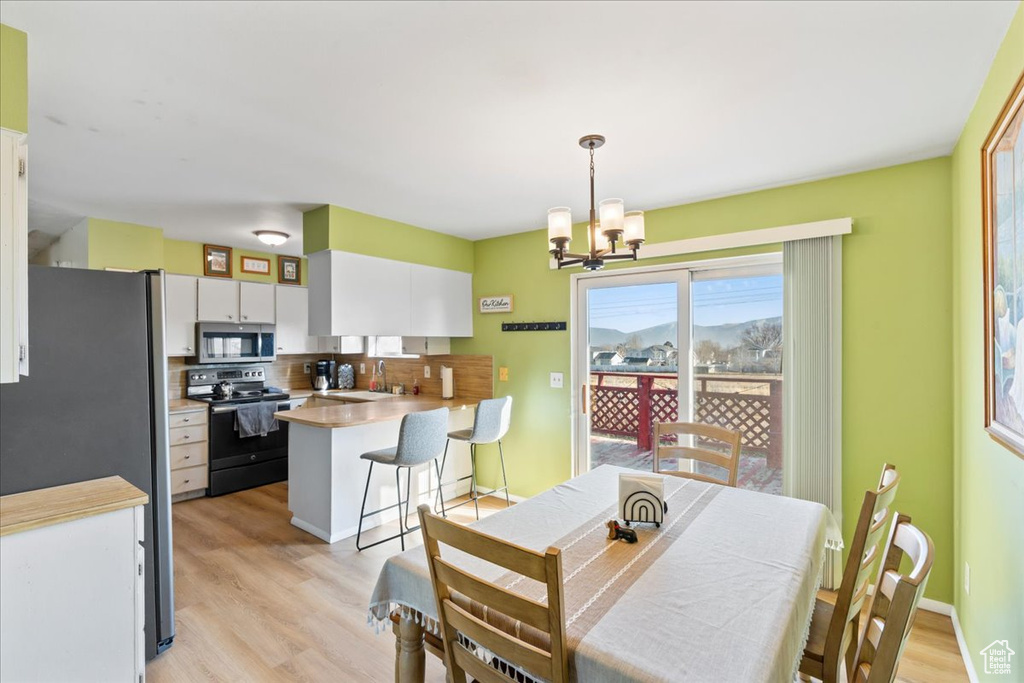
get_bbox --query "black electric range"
[185,365,291,496]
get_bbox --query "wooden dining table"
[369,465,837,682]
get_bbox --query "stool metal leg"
[471,443,480,520]
[434,457,447,518]
[356,461,374,551]
[395,466,405,551]
[497,439,511,508]
[434,439,450,515]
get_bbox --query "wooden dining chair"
[653,421,742,487]
[799,463,901,683]
[849,512,934,683]
[416,504,569,683]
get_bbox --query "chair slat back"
[821,463,901,682]
[654,421,742,487]
[851,513,934,683]
[417,505,568,683]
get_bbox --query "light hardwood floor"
[147,482,969,682]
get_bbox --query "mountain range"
[589,316,782,350]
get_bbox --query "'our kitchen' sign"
[479,295,514,314]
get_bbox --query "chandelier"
[547,134,645,270]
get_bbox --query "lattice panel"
[650,390,679,424]
[695,391,771,450]
[590,387,639,436]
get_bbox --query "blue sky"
[588,275,783,332]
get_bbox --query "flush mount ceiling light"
[254,230,289,246]
[548,134,645,270]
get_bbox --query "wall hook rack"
[501,322,567,332]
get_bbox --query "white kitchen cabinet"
[409,263,473,337]
[308,251,412,336]
[0,478,146,682]
[165,273,198,356]
[239,281,275,323]
[317,335,365,354]
[401,337,451,356]
[308,251,471,338]
[0,129,28,383]
[275,285,318,354]
[197,278,240,322]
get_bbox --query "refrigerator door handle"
[147,270,176,653]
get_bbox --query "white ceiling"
[1,1,1017,256]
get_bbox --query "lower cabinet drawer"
[170,442,208,470]
[170,425,206,447]
[171,465,207,494]
[169,410,207,429]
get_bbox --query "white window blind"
[783,236,843,588]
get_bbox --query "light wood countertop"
[0,476,149,537]
[168,398,207,413]
[275,395,479,429]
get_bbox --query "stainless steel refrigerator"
[0,266,175,659]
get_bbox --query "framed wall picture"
[240,256,271,275]
[278,256,301,284]
[982,70,1024,459]
[204,244,232,277]
[479,294,514,314]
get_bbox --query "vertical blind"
[783,236,843,588]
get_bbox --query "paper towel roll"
[441,365,454,399]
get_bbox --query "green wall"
[454,157,955,602]
[78,218,308,284]
[0,24,28,133]
[302,204,474,272]
[951,3,1024,676]
[88,219,164,271]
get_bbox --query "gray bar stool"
[435,396,512,520]
[356,407,449,551]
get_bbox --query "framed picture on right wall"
[983,70,1024,459]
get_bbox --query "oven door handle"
[211,401,291,414]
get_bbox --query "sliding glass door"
[574,258,784,494]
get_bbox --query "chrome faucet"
[376,360,387,392]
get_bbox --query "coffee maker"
[313,360,336,391]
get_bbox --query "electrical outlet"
[424,365,431,379]
[303,363,311,374]
[964,562,970,595]
[499,367,509,382]
[550,372,563,389]
[359,363,365,375]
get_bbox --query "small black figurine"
[606,520,638,544]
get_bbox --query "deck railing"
[589,371,783,467]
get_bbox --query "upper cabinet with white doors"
[317,336,365,354]
[0,130,28,383]
[408,263,472,337]
[197,279,275,323]
[308,251,472,338]
[164,274,198,356]
[239,282,275,323]
[274,285,318,355]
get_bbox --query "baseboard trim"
[917,596,953,616]
[950,606,979,683]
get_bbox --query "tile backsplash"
[167,353,493,400]
[167,354,325,399]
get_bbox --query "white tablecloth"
[370,465,836,682]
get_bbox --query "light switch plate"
[359,363,365,374]
[550,372,563,388]
[499,367,509,382]
[424,365,431,379]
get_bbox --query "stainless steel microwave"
[193,323,276,364]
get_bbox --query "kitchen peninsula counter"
[275,394,481,543]
[275,395,479,429]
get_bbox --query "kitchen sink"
[326,390,397,402]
